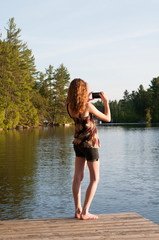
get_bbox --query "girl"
[67,78,111,220]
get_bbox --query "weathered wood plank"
[0,213,159,240]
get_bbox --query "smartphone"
[92,92,101,98]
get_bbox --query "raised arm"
[87,92,111,122]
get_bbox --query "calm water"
[0,125,159,224]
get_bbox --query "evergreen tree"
[0,40,6,127]
[0,18,39,129]
[1,18,158,127]
[32,71,50,123]
[0,37,20,128]
[52,64,70,124]
[33,64,71,125]
[109,100,120,123]
[149,77,159,122]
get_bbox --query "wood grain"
[0,213,159,239]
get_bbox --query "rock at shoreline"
[63,123,70,126]
[23,126,30,129]
[16,125,24,130]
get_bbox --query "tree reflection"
[0,129,39,220]
[0,126,75,220]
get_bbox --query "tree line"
[94,78,159,123]
[0,18,71,130]
[0,18,159,130]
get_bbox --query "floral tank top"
[67,105,100,148]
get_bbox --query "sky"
[1,0,159,100]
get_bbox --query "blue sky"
[1,0,159,100]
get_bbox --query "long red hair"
[67,78,88,114]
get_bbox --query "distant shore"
[0,123,73,131]
[98,122,159,127]
[1,122,159,131]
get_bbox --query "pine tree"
[52,64,70,124]
[149,77,159,122]
[33,64,71,125]
[0,18,39,128]
[0,40,6,127]
[0,37,20,128]
[32,71,50,123]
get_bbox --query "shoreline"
[98,122,159,127]
[1,122,159,131]
[0,123,73,131]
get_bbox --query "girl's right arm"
[87,92,111,122]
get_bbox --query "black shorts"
[73,145,99,162]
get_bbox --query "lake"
[0,125,159,224]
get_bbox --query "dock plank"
[0,213,159,239]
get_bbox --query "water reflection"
[0,125,159,225]
[97,126,159,225]
[31,127,75,219]
[0,129,39,219]
[0,126,75,220]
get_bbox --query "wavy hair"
[67,78,88,114]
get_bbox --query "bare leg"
[81,160,99,220]
[72,157,86,219]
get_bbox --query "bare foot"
[80,212,98,220]
[75,209,82,219]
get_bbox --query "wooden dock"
[0,212,159,239]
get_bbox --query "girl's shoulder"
[67,102,92,119]
[82,102,92,116]
[86,102,92,109]
[86,102,95,112]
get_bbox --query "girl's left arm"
[87,101,111,122]
[87,92,111,122]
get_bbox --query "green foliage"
[145,108,152,123]
[1,18,159,128]
[0,110,5,128]
[94,79,159,123]
[4,104,20,129]
[0,18,39,129]
[31,91,49,123]
[149,77,159,123]
[33,64,70,125]
[0,19,71,128]
[52,64,70,124]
